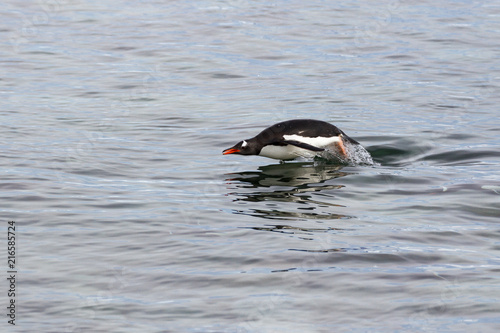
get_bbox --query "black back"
[254,119,359,145]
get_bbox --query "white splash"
[319,141,374,166]
[482,185,500,194]
[344,141,375,165]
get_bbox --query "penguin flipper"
[283,140,325,152]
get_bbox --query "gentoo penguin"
[222,119,360,161]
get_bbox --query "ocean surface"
[2,1,500,332]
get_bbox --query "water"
[2,1,500,332]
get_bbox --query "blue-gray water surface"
[2,1,500,332]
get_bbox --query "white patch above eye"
[242,140,248,147]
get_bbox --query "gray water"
[2,1,500,332]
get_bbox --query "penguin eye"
[241,140,248,149]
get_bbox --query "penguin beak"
[222,147,240,155]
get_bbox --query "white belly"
[258,144,317,160]
[258,135,342,160]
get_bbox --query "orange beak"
[222,148,240,155]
